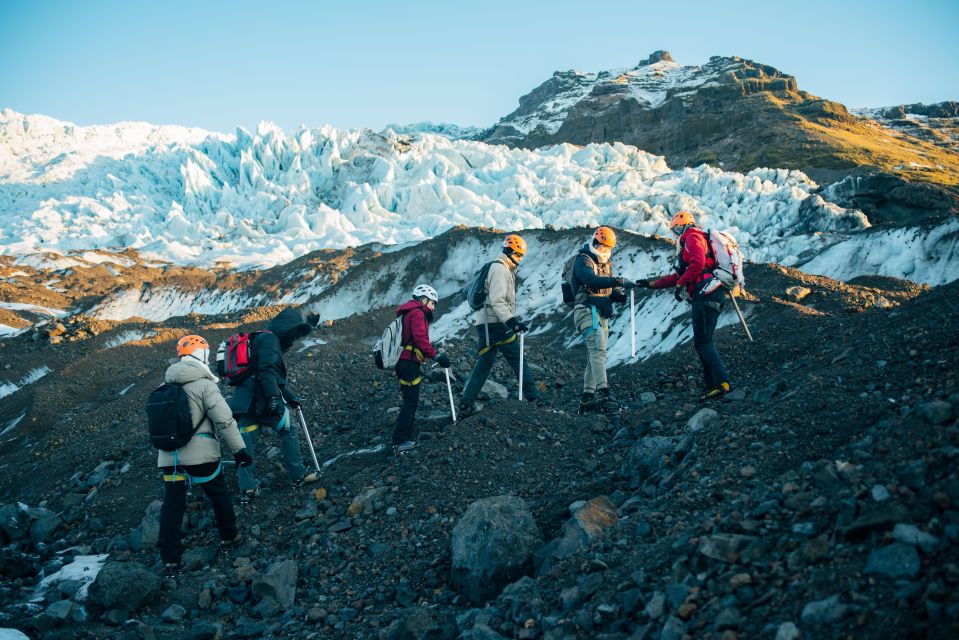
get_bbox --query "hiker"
[459,234,539,416]
[568,226,640,413]
[157,335,252,572]
[228,308,318,500]
[642,211,732,400]
[391,284,450,453]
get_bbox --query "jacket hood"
[267,308,312,351]
[166,358,218,384]
[397,299,434,322]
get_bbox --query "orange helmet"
[176,335,209,358]
[502,234,527,260]
[669,211,696,230]
[592,226,617,249]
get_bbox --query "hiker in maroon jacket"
[392,284,450,452]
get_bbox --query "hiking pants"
[461,324,539,407]
[158,462,236,564]
[573,305,609,394]
[235,409,308,490]
[393,359,422,445]
[691,289,730,389]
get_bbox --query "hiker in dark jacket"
[642,211,732,401]
[570,226,640,413]
[158,335,252,572]
[459,234,540,416]
[392,284,450,453]
[228,308,317,499]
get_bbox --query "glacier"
[2,108,884,273]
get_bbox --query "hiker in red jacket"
[642,211,732,400]
[392,284,450,453]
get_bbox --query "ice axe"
[630,289,636,359]
[444,367,457,423]
[728,291,753,342]
[294,406,322,473]
[518,331,525,402]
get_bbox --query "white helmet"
[412,284,438,303]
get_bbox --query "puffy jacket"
[652,227,717,297]
[472,256,516,326]
[228,308,312,418]
[572,244,626,318]
[396,299,437,363]
[156,358,245,467]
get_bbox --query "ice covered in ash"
[2,108,876,272]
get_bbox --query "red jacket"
[397,300,437,363]
[652,227,717,296]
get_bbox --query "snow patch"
[0,366,52,400]
[31,554,109,603]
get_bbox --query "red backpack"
[215,331,270,385]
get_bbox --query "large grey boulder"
[621,436,680,486]
[553,496,618,559]
[451,496,542,604]
[129,500,163,551]
[88,561,160,611]
[251,559,298,610]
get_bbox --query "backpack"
[215,331,268,385]
[705,229,746,291]
[464,262,495,311]
[146,383,202,451]
[560,254,579,307]
[373,315,405,370]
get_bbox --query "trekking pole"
[728,291,754,342]
[294,406,322,473]
[518,331,525,402]
[630,289,636,359]
[444,367,457,423]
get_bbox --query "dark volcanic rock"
[451,496,543,604]
[88,561,160,611]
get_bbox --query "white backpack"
[373,316,405,369]
[706,228,745,291]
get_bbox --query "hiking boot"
[393,441,417,455]
[578,392,597,414]
[700,382,731,402]
[298,472,319,485]
[221,533,243,548]
[458,403,478,419]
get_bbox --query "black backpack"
[464,261,495,311]
[146,383,202,451]
[560,254,580,307]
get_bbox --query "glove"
[639,280,656,289]
[284,394,302,409]
[234,449,253,467]
[505,317,529,334]
[610,289,627,303]
[306,312,321,327]
[436,353,451,369]
[265,395,283,417]
[673,287,686,302]
[617,278,638,289]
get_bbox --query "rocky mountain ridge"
[480,52,959,223]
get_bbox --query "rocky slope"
[480,52,959,223]
[0,229,956,639]
[855,102,959,152]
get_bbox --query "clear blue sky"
[2,0,957,133]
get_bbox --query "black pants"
[158,462,237,564]
[691,288,731,389]
[392,359,422,445]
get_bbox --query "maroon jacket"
[397,300,437,363]
[652,227,717,297]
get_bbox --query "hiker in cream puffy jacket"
[157,335,251,571]
[459,235,540,416]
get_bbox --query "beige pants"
[573,305,609,394]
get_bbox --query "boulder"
[686,408,718,432]
[129,500,163,550]
[553,496,618,558]
[88,561,160,611]
[698,533,760,564]
[0,503,30,542]
[451,496,543,604]
[892,523,940,553]
[841,503,909,540]
[864,543,921,579]
[481,379,509,399]
[251,559,297,610]
[621,436,679,486]
[784,286,812,303]
[801,594,848,624]
[29,508,62,546]
[917,400,954,425]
